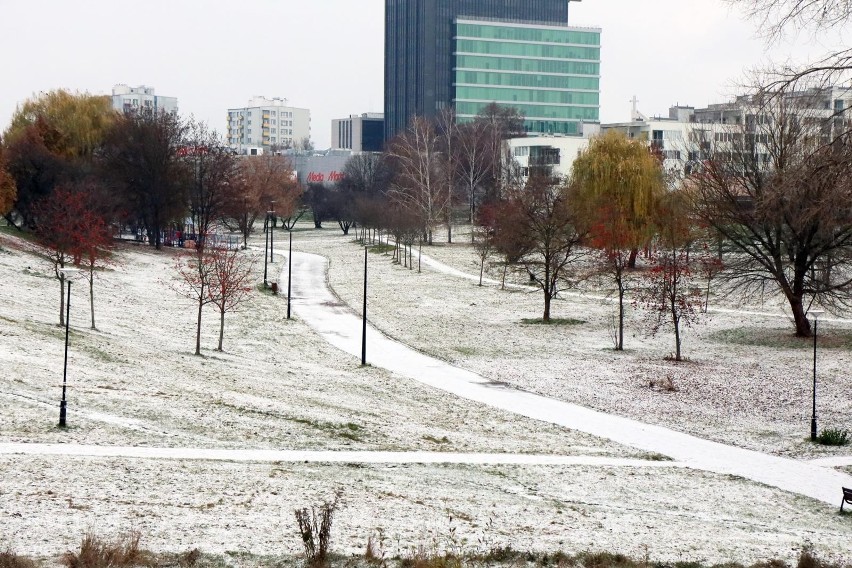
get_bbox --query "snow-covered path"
[285,251,852,507]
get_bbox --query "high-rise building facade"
[453,19,600,136]
[384,0,594,141]
[227,97,310,154]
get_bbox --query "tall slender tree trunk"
[673,315,682,361]
[217,310,225,351]
[89,267,96,330]
[543,292,551,322]
[195,296,203,356]
[59,276,66,327]
[628,248,639,269]
[617,286,625,351]
[479,261,485,286]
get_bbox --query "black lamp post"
[287,230,293,319]
[810,309,824,441]
[58,268,79,428]
[263,210,273,288]
[269,200,276,262]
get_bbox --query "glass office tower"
[453,19,600,136]
[384,0,578,142]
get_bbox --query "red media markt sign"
[306,171,345,183]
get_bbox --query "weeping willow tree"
[3,89,115,160]
[571,130,666,350]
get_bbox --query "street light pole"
[287,230,293,319]
[269,200,276,263]
[811,309,824,441]
[361,246,367,366]
[263,211,271,288]
[58,268,79,428]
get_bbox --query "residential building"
[227,97,310,155]
[331,113,384,153]
[384,0,592,142]
[507,123,599,179]
[111,84,178,115]
[603,87,852,177]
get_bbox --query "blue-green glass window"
[456,39,599,60]
[455,86,599,106]
[456,55,599,76]
[455,102,599,121]
[456,116,581,136]
[456,23,599,46]
[455,71,599,91]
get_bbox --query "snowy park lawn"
[1,225,851,565]
[299,225,852,459]
[2,455,849,566]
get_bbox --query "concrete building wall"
[227,97,311,155]
[111,84,178,114]
[332,113,384,152]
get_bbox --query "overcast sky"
[0,0,845,149]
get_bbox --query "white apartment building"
[111,84,178,115]
[604,86,852,180]
[227,97,310,154]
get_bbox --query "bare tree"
[494,175,587,321]
[728,0,852,92]
[387,117,449,245]
[208,247,256,351]
[173,250,217,356]
[455,120,493,226]
[688,84,852,336]
[184,120,238,251]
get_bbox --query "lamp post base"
[811,417,818,441]
[59,400,67,428]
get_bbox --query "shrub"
[60,531,156,568]
[295,491,341,568]
[816,428,849,446]
[0,549,38,568]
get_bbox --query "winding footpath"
[284,251,852,508]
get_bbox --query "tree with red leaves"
[33,184,113,327]
[636,192,705,361]
[208,247,256,351]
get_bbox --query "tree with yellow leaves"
[570,130,666,350]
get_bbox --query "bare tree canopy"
[728,0,852,85]
[387,116,450,245]
[688,83,852,336]
[494,175,587,322]
[729,0,852,36]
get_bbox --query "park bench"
[841,488,852,512]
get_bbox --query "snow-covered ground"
[299,225,852,459]
[1,225,850,565]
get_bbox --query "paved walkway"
[282,252,852,508]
